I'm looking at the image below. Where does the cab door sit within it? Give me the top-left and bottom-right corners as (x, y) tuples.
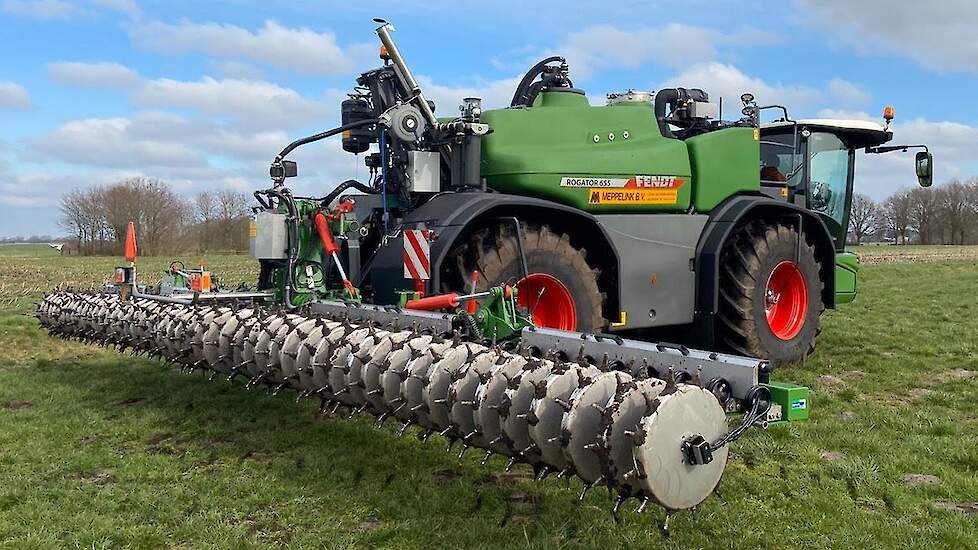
(805, 131), (855, 250)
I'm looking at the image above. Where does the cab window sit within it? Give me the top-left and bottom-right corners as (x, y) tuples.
(808, 132), (851, 230)
(760, 132), (802, 187)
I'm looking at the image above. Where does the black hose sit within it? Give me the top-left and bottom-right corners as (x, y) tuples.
(654, 88), (680, 138)
(308, 179), (376, 206)
(273, 118), (379, 164)
(510, 56), (565, 107)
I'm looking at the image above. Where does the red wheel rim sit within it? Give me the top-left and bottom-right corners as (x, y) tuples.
(764, 261), (808, 340)
(517, 273), (577, 331)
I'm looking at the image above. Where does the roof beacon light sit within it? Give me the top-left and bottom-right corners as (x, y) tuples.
(883, 106), (895, 129)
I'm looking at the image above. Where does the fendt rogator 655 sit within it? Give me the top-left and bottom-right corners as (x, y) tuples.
(37, 21), (933, 524)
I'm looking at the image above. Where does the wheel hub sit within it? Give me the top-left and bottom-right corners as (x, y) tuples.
(764, 260), (808, 340)
(517, 273), (576, 331)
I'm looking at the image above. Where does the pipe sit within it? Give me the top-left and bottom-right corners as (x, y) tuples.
(375, 23), (438, 127)
(131, 284), (274, 305)
(272, 118), (379, 167)
(299, 179), (375, 206)
(510, 56), (565, 108)
(654, 88), (680, 139)
(189, 291), (276, 301)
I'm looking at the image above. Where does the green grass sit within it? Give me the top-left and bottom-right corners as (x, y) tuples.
(0, 244), (62, 258)
(1, 250), (977, 549)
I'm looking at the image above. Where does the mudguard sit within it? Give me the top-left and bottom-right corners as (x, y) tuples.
(361, 192), (619, 306)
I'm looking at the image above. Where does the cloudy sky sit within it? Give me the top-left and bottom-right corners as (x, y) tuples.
(1, 0), (976, 237)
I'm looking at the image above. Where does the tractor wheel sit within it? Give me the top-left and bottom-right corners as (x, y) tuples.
(717, 222), (823, 365)
(448, 224), (605, 332)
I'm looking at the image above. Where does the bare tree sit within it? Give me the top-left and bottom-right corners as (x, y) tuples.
(194, 191), (218, 250)
(138, 178), (188, 256)
(58, 189), (86, 253)
(884, 189), (913, 244)
(848, 193), (878, 245)
(214, 189), (250, 251)
(908, 187), (942, 244)
(963, 178), (978, 244)
(937, 181), (971, 244)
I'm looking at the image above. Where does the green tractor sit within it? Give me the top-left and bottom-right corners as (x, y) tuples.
(36, 21), (934, 518)
(253, 21), (931, 366)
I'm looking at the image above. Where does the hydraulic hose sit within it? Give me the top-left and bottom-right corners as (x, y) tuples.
(510, 56), (565, 107)
(654, 88), (680, 138)
(272, 118), (380, 166)
(306, 179), (376, 206)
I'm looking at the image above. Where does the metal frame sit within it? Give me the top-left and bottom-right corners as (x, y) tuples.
(310, 299), (765, 403)
(521, 327), (765, 401)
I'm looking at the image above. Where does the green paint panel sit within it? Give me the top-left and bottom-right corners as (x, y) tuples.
(835, 250), (859, 304)
(686, 127), (760, 211)
(270, 198), (329, 305)
(765, 381), (810, 422)
(480, 92), (692, 213)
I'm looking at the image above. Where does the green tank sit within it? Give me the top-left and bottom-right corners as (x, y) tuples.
(480, 90), (760, 214)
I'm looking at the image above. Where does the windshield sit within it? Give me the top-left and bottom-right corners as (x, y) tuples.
(808, 132), (851, 229)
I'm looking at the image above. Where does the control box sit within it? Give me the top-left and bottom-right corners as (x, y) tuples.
(408, 150), (440, 193)
(250, 211), (288, 259)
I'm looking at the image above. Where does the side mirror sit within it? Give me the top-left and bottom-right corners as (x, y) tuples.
(915, 151), (933, 187)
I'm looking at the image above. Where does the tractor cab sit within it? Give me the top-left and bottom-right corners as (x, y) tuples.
(760, 119), (894, 250)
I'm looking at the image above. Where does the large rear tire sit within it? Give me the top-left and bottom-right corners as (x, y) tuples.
(444, 224), (605, 333)
(717, 222), (823, 365)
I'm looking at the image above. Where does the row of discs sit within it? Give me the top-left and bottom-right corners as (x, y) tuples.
(37, 291), (730, 512)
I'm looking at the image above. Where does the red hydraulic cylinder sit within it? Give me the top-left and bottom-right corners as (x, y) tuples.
(313, 211), (357, 296)
(405, 293), (460, 310)
(313, 211), (340, 254)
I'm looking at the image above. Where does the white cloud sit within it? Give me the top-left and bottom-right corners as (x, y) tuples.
(0, 81), (31, 109)
(47, 61), (142, 89)
(661, 62), (820, 111)
(34, 117), (209, 169)
(135, 77), (330, 130)
(827, 78), (870, 106)
(42, 62), (326, 130)
(417, 75), (523, 113)
(0, 174), (71, 207)
(208, 60), (264, 81)
(1, 0), (77, 20)
(558, 24), (781, 79)
(130, 20), (370, 75)
(798, 0), (978, 74)
(90, 0), (140, 19)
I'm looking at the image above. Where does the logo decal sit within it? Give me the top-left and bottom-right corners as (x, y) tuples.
(576, 176), (686, 205)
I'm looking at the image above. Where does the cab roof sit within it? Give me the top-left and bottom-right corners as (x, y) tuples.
(762, 118), (892, 148)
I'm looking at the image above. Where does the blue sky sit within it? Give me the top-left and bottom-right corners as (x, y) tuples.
(1, 0), (977, 237)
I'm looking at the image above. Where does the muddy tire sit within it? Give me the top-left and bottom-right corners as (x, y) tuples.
(445, 224), (605, 332)
(717, 222), (823, 365)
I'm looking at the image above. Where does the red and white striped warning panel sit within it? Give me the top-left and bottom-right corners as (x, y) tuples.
(403, 229), (430, 280)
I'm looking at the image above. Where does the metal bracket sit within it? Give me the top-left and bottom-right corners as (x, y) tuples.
(496, 216), (529, 281)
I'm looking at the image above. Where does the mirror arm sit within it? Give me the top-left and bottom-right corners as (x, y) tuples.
(865, 144), (929, 155)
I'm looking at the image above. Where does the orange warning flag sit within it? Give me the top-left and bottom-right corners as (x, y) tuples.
(124, 221), (137, 263)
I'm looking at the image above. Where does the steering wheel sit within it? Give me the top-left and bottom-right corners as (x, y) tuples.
(810, 180), (832, 211)
(169, 260), (185, 274)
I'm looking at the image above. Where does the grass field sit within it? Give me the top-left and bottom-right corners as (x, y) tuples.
(1, 245), (976, 549)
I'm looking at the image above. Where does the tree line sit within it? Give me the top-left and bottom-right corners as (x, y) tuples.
(59, 177), (252, 256)
(848, 179), (978, 245)
(54, 174), (978, 255)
